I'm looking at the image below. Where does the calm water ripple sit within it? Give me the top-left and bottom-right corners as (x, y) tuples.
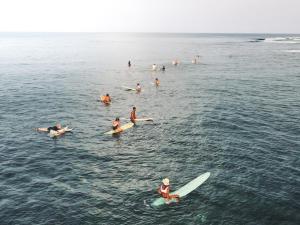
(0, 33), (299, 225)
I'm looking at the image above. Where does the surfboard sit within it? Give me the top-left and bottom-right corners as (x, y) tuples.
(104, 122), (134, 135)
(49, 127), (73, 137)
(122, 86), (136, 91)
(135, 118), (153, 122)
(151, 172), (210, 207)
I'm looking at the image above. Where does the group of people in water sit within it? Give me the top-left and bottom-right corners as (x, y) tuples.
(36, 58), (200, 203)
(111, 106), (137, 132)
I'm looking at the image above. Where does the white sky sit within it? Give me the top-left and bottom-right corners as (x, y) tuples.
(0, 0), (299, 33)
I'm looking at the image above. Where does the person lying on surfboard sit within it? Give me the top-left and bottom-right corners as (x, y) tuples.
(136, 83), (141, 92)
(130, 107), (137, 124)
(101, 94), (111, 104)
(155, 78), (160, 86)
(112, 117), (121, 130)
(158, 178), (180, 203)
(37, 123), (63, 133)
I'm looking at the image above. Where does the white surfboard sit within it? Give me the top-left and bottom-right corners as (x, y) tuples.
(135, 118), (153, 122)
(122, 86), (136, 91)
(151, 172), (210, 207)
(120, 118), (153, 122)
(104, 122), (134, 135)
(49, 127), (73, 137)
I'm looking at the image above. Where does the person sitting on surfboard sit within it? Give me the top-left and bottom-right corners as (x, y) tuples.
(112, 118), (121, 130)
(128, 60), (131, 67)
(136, 83), (141, 92)
(130, 107), (137, 124)
(102, 94), (111, 104)
(155, 78), (160, 86)
(158, 178), (180, 203)
(37, 123), (63, 132)
(161, 65), (165, 71)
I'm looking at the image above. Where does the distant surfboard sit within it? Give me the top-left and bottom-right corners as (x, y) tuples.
(135, 118), (153, 122)
(151, 172), (210, 207)
(122, 86), (136, 91)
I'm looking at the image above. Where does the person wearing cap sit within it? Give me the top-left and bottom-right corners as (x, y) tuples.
(136, 83), (141, 92)
(130, 107), (137, 124)
(112, 117), (121, 130)
(158, 178), (180, 203)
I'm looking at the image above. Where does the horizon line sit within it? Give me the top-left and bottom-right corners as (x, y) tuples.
(0, 31), (299, 35)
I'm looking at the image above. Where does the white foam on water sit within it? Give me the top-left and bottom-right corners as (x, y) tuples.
(264, 37), (300, 44)
(282, 50), (300, 53)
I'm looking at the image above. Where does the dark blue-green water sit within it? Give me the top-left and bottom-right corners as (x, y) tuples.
(0, 33), (299, 225)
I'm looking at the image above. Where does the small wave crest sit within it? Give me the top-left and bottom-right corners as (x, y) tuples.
(264, 37), (300, 44)
(282, 49), (300, 53)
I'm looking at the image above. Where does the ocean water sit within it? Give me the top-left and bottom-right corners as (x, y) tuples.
(0, 33), (299, 225)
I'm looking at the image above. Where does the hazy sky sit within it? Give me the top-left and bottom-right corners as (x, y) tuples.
(0, 0), (299, 33)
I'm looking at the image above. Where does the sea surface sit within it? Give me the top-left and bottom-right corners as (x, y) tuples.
(0, 33), (299, 225)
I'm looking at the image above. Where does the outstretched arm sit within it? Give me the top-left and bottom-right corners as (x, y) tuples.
(37, 128), (48, 132)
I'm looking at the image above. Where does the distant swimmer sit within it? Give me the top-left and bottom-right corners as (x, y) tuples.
(161, 65), (166, 71)
(155, 78), (160, 86)
(128, 60), (131, 67)
(130, 106), (137, 124)
(172, 60), (179, 66)
(37, 123), (63, 132)
(152, 64), (157, 71)
(101, 94), (111, 104)
(158, 178), (180, 203)
(112, 117), (121, 130)
(136, 83), (141, 92)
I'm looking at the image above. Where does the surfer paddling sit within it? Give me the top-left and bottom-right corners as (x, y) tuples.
(130, 107), (137, 124)
(158, 178), (180, 203)
(101, 94), (111, 104)
(36, 123), (67, 135)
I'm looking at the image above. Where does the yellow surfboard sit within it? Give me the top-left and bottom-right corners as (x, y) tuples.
(104, 122), (134, 135)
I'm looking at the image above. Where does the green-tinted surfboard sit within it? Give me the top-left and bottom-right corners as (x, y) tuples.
(151, 172), (210, 207)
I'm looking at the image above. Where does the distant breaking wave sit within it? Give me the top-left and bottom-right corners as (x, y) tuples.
(282, 50), (300, 53)
(251, 37), (300, 44)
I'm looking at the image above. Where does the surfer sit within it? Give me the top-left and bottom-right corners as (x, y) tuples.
(112, 117), (121, 130)
(37, 123), (62, 132)
(172, 60), (179, 66)
(155, 78), (160, 86)
(136, 83), (141, 92)
(152, 64), (157, 71)
(128, 60), (131, 67)
(158, 178), (180, 203)
(102, 94), (111, 104)
(130, 107), (137, 124)
(161, 65), (165, 71)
